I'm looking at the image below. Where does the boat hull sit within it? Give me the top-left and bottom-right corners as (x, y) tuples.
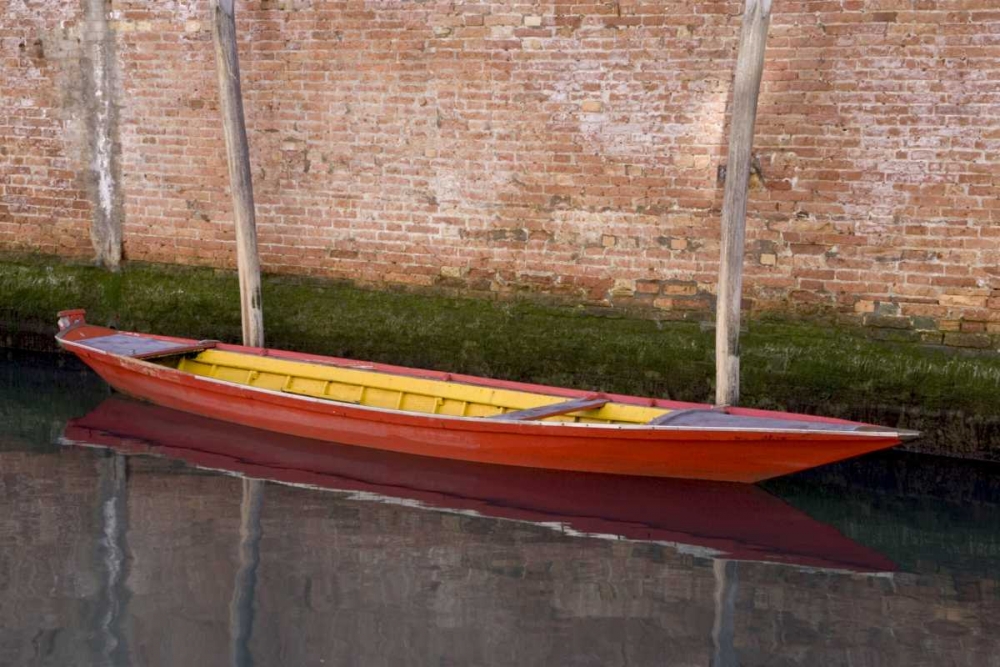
(60, 329), (902, 483)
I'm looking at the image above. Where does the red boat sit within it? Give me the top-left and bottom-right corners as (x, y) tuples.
(56, 309), (917, 483)
(62, 396), (896, 571)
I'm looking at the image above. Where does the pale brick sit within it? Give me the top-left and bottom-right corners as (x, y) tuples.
(940, 294), (988, 308)
(610, 278), (635, 297)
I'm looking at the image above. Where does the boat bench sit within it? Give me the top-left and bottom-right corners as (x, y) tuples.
(74, 333), (218, 360)
(649, 405), (868, 432)
(490, 395), (610, 421)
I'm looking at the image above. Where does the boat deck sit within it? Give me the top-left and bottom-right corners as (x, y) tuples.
(170, 349), (669, 425)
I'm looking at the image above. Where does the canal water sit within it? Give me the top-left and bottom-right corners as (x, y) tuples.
(1, 350), (999, 666)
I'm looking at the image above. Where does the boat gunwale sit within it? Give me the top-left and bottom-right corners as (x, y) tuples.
(57, 333), (905, 441)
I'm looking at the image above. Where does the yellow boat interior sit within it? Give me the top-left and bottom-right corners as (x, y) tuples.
(160, 348), (671, 425)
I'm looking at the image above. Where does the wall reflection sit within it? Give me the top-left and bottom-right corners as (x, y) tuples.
(2, 439), (999, 666)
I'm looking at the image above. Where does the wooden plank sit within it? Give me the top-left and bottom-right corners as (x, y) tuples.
(210, 0), (265, 349)
(715, 0), (772, 407)
(648, 405), (728, 426)
(280, 383), (362, 404)
(133, 340), (217, 360)
(489, 396), (609, 422)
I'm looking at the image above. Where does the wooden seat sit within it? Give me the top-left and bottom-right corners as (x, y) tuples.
(490, 395), (609, 421)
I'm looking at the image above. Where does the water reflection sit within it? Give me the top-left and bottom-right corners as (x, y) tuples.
(64, 396), (896, 573)
(230, 478), (263, 667)
(95, 453), (128, 665)
(1, 352), (999, 666)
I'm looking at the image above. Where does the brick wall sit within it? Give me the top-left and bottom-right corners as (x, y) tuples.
(0, 0), (93, 257)
(2, 1), (999, 340)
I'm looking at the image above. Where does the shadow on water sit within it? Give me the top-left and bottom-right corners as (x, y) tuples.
(2, 351), (1000, 666)
(763, 450), (1000, 579)
(0, 350), (109, 451)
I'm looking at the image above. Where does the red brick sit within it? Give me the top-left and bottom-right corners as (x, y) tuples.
(1, 1), (997, 331)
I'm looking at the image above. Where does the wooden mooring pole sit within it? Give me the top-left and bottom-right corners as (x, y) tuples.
(715, 0), (771, 407)
(211, 0), (264, 348)
(210, 4), (266, 663)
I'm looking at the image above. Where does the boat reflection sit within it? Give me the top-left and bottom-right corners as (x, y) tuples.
(62, 396), (895, 573)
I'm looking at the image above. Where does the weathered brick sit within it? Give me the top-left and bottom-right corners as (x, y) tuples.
(875, 302), (901, 317)
(867, 328), (922, 344)
(864, 315), (911, 330)
(943, 332), (994, 350)
(635, 280), (661, 295)
(0, 0), (996, 335)
(661, 282), (698, 296)
(960, 321), (987, 334)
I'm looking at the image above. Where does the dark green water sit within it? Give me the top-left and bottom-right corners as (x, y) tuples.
(1, 350), (998, 666)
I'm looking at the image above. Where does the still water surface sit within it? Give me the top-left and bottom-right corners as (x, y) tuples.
(1, 351), (999, 666)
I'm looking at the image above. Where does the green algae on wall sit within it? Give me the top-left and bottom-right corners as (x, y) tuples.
(1, 255), (998, 460)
